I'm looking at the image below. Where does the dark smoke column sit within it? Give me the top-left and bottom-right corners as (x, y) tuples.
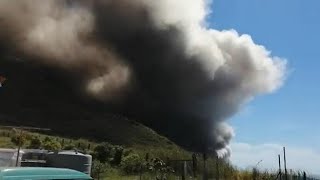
(0, 0), (286, 156)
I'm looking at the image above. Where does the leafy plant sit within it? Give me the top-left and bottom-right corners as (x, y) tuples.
(27, 136), (42, 149)
(93, 142), (113, 163)
(91, 160), (110, 180)
(43, 137), (61, 151)
(10, 131), (27, 147)
(111, 145), (124, 166)
(121, 153), (143, 174)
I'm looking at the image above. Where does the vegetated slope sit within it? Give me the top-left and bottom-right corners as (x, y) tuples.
(0, 57), (174, 148)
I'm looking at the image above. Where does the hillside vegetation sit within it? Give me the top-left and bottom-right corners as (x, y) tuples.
(1, 128), (315, 180)
(0, 128), (222, 179)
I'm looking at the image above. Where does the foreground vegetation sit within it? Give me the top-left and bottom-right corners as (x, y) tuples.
(0, 128), (317, 180)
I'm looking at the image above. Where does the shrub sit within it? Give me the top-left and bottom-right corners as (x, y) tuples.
(111, 145), (123, 166)
(93, 142), (113, 163)
(91, 160), (110, 179)
(121, 153), (143, 174)
(10, 132), (27, 147)
(75, 139), (89, 151)
(63, 144), (76, 150)
(28, 136), (42, 149)
(43, 137), (61, 151)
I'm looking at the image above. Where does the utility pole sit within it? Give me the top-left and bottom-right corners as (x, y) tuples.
(181, 161), (187, 180)
(283, 147), (288, 180)
(278, 154), (282, 180)
(202, 152), (208, 180)
(192, 153), (197, 178)
(202, 134), (209, 180)
(216, 155), (219, 180)
(15, 129), (22, 166)
(303, 171), (306, 180)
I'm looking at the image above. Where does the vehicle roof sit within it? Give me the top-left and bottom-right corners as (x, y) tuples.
(0, 167), (92, 180)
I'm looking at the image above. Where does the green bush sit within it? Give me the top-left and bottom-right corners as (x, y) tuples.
(43, 137), (61, 151)
(93, 142), (113, 163)
(91, 160), (110, 179)
(10, 132), (27, 147)
(28, 136), (42, 149)
(121, 153), (143, 174)
(75, 139), (89, 151)
(111, 145), (124, 166)
(63, 144), (76, 150)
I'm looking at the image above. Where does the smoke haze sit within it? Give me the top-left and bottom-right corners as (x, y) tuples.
(0, 0), (286, 156)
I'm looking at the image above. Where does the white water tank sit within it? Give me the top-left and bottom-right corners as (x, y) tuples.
(46, 151), (92, 175)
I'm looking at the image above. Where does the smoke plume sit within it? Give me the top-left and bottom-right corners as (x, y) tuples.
(0, 0), (286, 156)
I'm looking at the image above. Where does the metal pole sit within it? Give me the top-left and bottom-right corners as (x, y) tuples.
(182, 161), (186, 180)
(283, 147), (287, 180)
(278, 154), (282, 180)
(15, 144), (21, 167)
(216, 156), (219, 180)
(192, 153), (197, 178)
(139, 164), (142, 180)
(202, 153), (208, 180)
(15, 129), (22, 167)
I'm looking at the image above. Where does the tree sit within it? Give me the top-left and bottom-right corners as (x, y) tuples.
(93, 142), (113, 163)
(91, 160), (109, 180)
(63, 144), (76, 150)
(111, 145), (123, 166)
(147, 158), (174, 180)
(75, 139), (89, 152)
(120, 153), (143, 174)
(43, 137), (61, 151)
(28, 136), (42, 149)
(11, 131), (27, 147)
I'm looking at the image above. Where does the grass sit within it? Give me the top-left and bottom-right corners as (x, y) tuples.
(0, 136), (15, 148)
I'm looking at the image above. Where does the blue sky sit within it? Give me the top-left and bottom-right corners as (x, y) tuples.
(209, 0), (320, 173)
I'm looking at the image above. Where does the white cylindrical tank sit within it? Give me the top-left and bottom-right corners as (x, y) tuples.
(46, 151), (92, 175)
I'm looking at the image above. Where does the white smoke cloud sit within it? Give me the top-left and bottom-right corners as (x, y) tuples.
(140, 0), (210, 28)
(144, 0), (286, 96)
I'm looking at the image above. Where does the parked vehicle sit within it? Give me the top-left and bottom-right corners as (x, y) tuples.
(0, 167), (93, 180)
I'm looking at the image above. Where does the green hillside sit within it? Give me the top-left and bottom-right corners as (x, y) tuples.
(2, 128), (309, 180)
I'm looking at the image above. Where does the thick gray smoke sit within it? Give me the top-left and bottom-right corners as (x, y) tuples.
(0, 0), (286, 156)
